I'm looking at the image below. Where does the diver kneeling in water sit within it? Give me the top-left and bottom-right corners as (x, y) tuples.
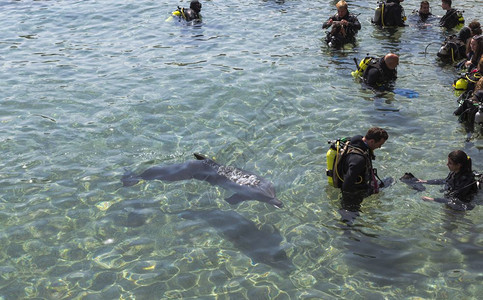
(322, 0), (361, 49)
(418, 150), (479, 211)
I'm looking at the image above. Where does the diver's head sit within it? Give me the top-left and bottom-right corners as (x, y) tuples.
(419, 1), (430, 14)
(364, 127), (389, 151)
(441, 0), (451, 10)
(384, 53), (399, 70)
(457, 27), (471, 41)
(469, 21), (482, 36)
(335, 1), (348, 18)
(447, 150), (472, 173)
(190, 0), (202, 13)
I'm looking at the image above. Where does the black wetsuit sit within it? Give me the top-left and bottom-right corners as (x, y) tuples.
(362, 57), (397, 88)
(426, 170), (477, 210)
(177, 7), (201, 22)
(373, 0), (405, 27)
(417, 11), (432, 23)
(339, 135), (375, 210)
(322, 12), (361, 37)
(439, 8), (463, 30)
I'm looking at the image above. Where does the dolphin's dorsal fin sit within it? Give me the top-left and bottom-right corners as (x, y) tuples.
(194, 153), (207, 160)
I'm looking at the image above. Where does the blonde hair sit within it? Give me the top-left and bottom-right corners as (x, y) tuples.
(336, 1), (348, 10)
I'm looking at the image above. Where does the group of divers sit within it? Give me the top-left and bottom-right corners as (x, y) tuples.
(155, 1), (483, 220)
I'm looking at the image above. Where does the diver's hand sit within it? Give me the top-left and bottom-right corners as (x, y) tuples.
(421, 196), (434, 201)
(417, 179), (427, 183)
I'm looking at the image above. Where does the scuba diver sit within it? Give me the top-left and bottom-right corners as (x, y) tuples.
(412, 1), (433, 23)
(439, 0), (464, 30)
(437, 27), (471, 64)
(418, 150), (479, 211)
(322, 0), (361, 49)
(454, 78), (483, 135)
(172, 0), (202, 22)
(454, 56), (483, 96)
(336, 127), (389, 212)
(464, 34), (483, 72)
(372, 0), (406, 27)
(362, 53), (399, 89)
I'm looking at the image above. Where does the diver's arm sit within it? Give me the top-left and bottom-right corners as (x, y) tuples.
(420, 178), (446, 185)
(322, 18), (333, 29)
(349, 16), (361, 31)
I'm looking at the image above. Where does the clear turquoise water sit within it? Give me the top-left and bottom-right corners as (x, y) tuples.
(1, 0), (482, 299)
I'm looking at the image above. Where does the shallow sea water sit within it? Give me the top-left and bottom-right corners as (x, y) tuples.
(1, 0), (482, 299)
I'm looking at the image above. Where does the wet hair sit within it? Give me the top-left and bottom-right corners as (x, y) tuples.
(420, 1), (429, 9)
(442, 0), (452, 7)
(336, 1), (348, 10)
(467, 35), (483, 65)
(190, 0), (202, 13)
(469, 20), (482, 36)
(365, 127), (389, 142)
(448, 150), (472, 173)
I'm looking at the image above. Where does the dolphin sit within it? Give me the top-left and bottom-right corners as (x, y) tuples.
(121, 153), (283, 208)
(178, 209), (294, 272)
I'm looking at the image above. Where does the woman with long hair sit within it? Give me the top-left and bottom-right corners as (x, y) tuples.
(420, 150), (478, 210)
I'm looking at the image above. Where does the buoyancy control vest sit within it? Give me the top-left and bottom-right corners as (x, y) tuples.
(326, 139), (375, 191)
(373, 0), (406, 27)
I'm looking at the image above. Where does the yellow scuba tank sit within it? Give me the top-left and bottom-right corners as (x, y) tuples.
(453, 77), (468, 91)
(326, 145), (337, 187)
(351, 57), (375, 78)
(326, 138), (349, 187)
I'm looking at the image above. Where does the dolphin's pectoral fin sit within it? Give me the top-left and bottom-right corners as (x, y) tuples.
(225, 193), (251, 205)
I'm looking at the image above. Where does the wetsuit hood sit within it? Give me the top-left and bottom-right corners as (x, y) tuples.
(350, 135), (369, 151)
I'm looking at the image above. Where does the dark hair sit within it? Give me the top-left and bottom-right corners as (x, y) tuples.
(468, 37), (483, 66)
(469, 20), (482, 36)
(442, 0), (452, 7)
(448, 150), (472, 173)
(190, 0), (202, 12)
(420, 1), (429, 8)
(365, 127), (389, 142)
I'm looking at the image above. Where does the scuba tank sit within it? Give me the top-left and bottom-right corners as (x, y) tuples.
(475, 105), (483, 125)
(373, 2), (383, 25)
(326, 138), (349, 187)
(351, 56), (377, 78)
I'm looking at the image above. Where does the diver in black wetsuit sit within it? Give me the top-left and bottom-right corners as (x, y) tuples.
(362, 53), (399, 89)
(420, 150), (478, 211)
(338, 127), (389, 212)
(174, 0), (202, 22)
(372, 0), (406, 27)
(414, 1), (432, 23)
(322, 0), (361, 48)
(439, 0), (464, 30)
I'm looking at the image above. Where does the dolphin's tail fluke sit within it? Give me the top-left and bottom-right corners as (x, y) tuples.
(121, 169), (140, 187)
